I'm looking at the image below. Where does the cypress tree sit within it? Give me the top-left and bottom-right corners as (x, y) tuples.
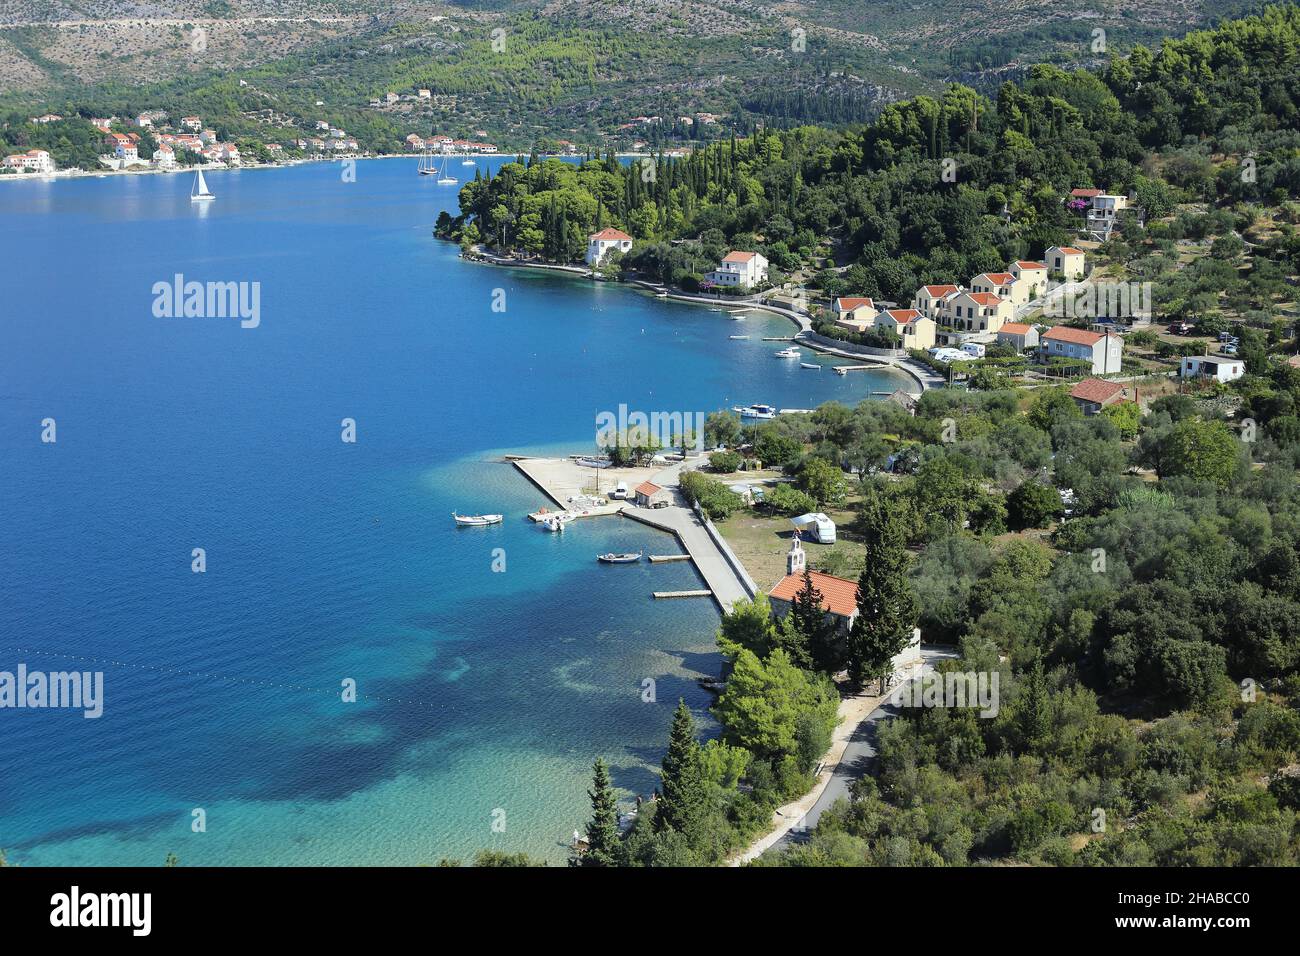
(847, 486), (919, 689)
(654, 699), (708, 841)
(579, 757), (622, 867)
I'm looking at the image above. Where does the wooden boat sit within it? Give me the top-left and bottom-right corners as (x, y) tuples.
(597, 551), (643, 564)
(453, 512), (503, 527)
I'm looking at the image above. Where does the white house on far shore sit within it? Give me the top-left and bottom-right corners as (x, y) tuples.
(707, 251), (769, 289)
(3, 149), (54, 173)
(586, 227), (633, 266)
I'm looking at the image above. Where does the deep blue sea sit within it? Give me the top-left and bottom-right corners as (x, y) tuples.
(0, 157), (907, 865)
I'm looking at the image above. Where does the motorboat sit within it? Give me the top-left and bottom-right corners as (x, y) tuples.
(800, 362), (820, 370)
(453, 512), (503, 527)
(542, 512), (574, 532)
(597, 551), (643, 563)
(732, 403), (777, 420)
(774, 346), (801, 358)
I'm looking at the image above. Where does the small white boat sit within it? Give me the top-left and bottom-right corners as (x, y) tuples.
(800, 362), (820, 370)
(709, 307), (724, 312)
(461, 158), (476, 166)
(190, 169), (214, 202)
(733, 403), (777, 420)
(597, 551), (643, 564)
(729, 334), (749, 340)
(453, 512), (503, 527)
(542, 512), (575, 532)
(774, 347), (801, 358)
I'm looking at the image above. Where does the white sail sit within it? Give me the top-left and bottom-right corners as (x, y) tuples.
(191, 169), (214, 201)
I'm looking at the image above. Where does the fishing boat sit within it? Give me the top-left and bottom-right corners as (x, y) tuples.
(729, 334), (749, 340)
(190, 169), (215, 202)
(732, 403), (777, 420)
(453, 512), (503, 527)
(774, 346), (801, 358)
(597, 551), (643, 564)
(800, 362), (820, 370)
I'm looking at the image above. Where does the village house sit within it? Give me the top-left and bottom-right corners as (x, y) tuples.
(634, 481), (672, 508)
(90, 117), (115, 131)
(1045, 246), (1087, 281)
(873, 308), (937, 350)
(3, 149), (54, 173)
(912, 284), (961, 321)
(831, 296), (877, 332)
(586, 227), (634, 266)
(1040, 326), (1123, 374)
(418, 89), (431, 99)
(386, 92), (399, 105)
(181, 116), (202, 131)
(152, 144), (176, 168)
(946, 291), (1012, 335)
(996, 322), (1040, 352)
(30, 114), (62, 124)
(1009, 261), (1049, 300)
(971, 272), (1028, 307)
(406, 134), (426, 151)
(1069, 378), (1128, 415)
(1181, 354), (1246, 383)
(707, 251), (769, 289)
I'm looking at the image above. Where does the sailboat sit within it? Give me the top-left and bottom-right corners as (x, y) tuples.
(436, 153), (458, 185)
(418, 151), (437, 176)
(190, 168), (214, 202)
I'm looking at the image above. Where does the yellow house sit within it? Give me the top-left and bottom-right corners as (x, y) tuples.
(912, 284), (961, 321)
(1045, 246), (1087, 281)
(1009, 261), (1049, 300)
(874, 308), (937, 350)
(832, 296), (878, 333)
(971, 272), (1029, 307)
(947, 291), (1012, 334)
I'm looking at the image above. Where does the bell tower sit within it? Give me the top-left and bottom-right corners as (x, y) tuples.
(787, 534), (806, 576)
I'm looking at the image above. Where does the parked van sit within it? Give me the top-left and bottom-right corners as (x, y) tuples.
(610, 481), (630, 500)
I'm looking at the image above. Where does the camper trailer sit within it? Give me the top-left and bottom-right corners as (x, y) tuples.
(791, 512), (837, 544)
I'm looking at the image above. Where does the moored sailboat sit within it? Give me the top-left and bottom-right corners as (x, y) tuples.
(190, 169), (215, 202)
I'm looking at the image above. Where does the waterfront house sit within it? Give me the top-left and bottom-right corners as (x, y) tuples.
(1045, 246), (1087, 281)
(912, 284), (961, 321)
(152, 144), (176, 168)
(586, 227), (633, 266)
(1181, 354), (1245, 383)
(831, 296), (877, 332)
(873, 308), (936, 350)
(634, 481), (671, 508)
(1040, 326), (1123, 374)
(1069, 378), (1127, 415)
(1008, 261), (1049, 300)
(707, 251), (769, 289)
(947, 291), (1011, 335)
(3, 149), (54, 173)
(996, 322), (1039, 352)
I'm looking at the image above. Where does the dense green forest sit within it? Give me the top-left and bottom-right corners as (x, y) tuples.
(442, 3), (1300, 311)
(557, 6), (1300, 868)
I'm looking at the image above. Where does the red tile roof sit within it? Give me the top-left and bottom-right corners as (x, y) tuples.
(1070, 378), (1126, 403)
(1071, 188), (1103, 198)
(978, 272), (1015, 286)
(589, 228), (632, 241)
(1043, 325), (1104, 346)
(966, 292), (1002, 306)
(919, 284), (960, 297)
(723, 251), (758, 262)
(834, 297), (875, 311)
(1014, 260), (1047, 271)
(770, 570), (859, 618)
(881, 308), (922, 324)
(635, 481), (663, 496)
(1055, 246), (1084, 256)
(999, 322), (1034, 334)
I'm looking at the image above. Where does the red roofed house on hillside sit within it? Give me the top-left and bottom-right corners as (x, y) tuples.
(831, 296), (877, 332)
(946, 290), (1012, 335)
(872, 308), (936, 350)
(971, 271), (1030, 307)
(1009, 260), (1049, 299)
(1069, 377), (1127, 415)
(586, 227), (633, 266)
(1040, 326), (1123, 374)
(996, 321), (1039, 351)
(1046, 245), (1087, 281)
(912, 284), (962, 322)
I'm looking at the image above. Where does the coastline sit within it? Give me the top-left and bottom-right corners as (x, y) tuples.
(458, 246), (938, 392)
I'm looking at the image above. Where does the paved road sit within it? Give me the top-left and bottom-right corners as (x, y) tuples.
(768, 647), (956, 854)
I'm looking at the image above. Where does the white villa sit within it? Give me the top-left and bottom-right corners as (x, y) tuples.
(707, 251), (768, 289)
(1040, 326), (1123, 374)
(3, 149), (54, 173)
(586, 227), (633, 266)
(152, 144), (176, 168)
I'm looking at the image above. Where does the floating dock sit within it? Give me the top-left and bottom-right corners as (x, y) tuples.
(649, 554), (691, 563)
(833, 364), (886, 375)
(653, 589), (713, 599)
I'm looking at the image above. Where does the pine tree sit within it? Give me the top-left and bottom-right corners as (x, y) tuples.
(780, 569), (823, 671)
(579, 757), (622, 867)
(1016, 661), (1052, 750)
(847, 486), (919, 689)
(654, 699), (709, 842)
